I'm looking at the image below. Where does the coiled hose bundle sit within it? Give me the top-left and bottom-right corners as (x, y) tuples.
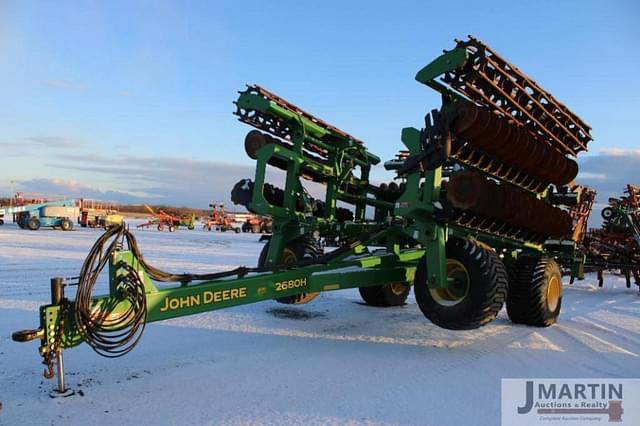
(75, 224), (255, 358)
(75, 225), (147, 357)
(74, 223), (379, 357)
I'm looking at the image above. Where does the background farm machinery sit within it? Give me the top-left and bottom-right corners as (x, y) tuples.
(582, 185), (640, 288)
(201, 202), (242, 232)
(236, 212), (272, 233)
(136, 204), (196, 232)
(200, 205), (271, 233)
(78, 198), (123, 229)
(13, 37), (597, 394)
(1, 199), (79, 231)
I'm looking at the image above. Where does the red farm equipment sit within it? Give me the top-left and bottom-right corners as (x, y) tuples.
(136, 205), (195, 232)
(202, 202), (241, 232)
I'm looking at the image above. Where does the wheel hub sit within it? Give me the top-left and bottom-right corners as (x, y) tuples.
(389, 283), (407, 296)
(429, 259), (470, 307)
(546, 276), (561, 312)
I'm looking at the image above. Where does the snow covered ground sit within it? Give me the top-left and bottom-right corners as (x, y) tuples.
(0, 221), (638, 425)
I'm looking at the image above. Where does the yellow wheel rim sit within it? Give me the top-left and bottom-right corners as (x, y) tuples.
(429, 259), (470, 307)
(546, 275), (561, 312)
(389, 283), (407, 296)
(281, 248), (297, 265)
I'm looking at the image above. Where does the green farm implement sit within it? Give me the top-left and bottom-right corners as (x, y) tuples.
(13, 36), (594, 395)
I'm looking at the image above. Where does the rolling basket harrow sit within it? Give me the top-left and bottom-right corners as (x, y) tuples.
(13, 37), (596, 395)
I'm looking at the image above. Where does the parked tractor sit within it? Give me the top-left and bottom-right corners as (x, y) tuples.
(13, 37), (595, 394)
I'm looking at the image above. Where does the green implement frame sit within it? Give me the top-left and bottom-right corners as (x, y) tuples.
(46, 244), (422, 351)
(13, 36), (593, 395)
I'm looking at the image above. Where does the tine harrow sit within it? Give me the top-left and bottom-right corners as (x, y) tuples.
(234, 84), (376, 165)
(441, 36), (592, 156)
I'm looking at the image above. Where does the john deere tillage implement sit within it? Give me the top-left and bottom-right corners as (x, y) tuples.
(13, 37), (594, 394)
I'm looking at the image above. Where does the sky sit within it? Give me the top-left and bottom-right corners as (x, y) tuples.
(0, 0), (638, 218)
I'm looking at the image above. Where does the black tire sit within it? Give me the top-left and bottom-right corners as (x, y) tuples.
(234, 227), (241, 234)
(359, 283), (410, 307)
(601, 207), (614, 220)
(506, 257), (562, 327)
(258, 236), (322, 305)
(0, 219), (4, 225)
(61, 219), (73, 231)
(188, 224), (195, 230)
(414, 238), (508, 330)
(27, 217), (41, 231)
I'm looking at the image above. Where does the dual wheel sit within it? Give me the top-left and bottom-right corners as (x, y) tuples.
(413, 238), (562, 329)
(356, 237), (561, 330)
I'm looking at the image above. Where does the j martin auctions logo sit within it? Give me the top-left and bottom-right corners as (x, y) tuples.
(502, 379), (640, 426)
(517, 380), (623, 421)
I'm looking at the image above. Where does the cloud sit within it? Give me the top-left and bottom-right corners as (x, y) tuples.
(10, 178), (143, 204)
(599, 148), (640, 157)
(0, 141), (24, 155)
(18, 146), (636, 219)
(577, 148), (640, 226)
(0, 136), (82, 157)
(42, 153), (287, 208)
(25, 136), (81, 149)
(45, 79), (89, 92)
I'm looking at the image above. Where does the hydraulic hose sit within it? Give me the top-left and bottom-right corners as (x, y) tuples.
(75, 223), (379, 357)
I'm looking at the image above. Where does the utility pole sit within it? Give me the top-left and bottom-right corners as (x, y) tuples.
(9, 180), (15, 222)
(9, 180), (15, 209)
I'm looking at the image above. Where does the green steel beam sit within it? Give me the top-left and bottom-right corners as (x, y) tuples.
(393, 127), (448, 289)
(42, 248), (422, 350)
(415, 48), (467, 85)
